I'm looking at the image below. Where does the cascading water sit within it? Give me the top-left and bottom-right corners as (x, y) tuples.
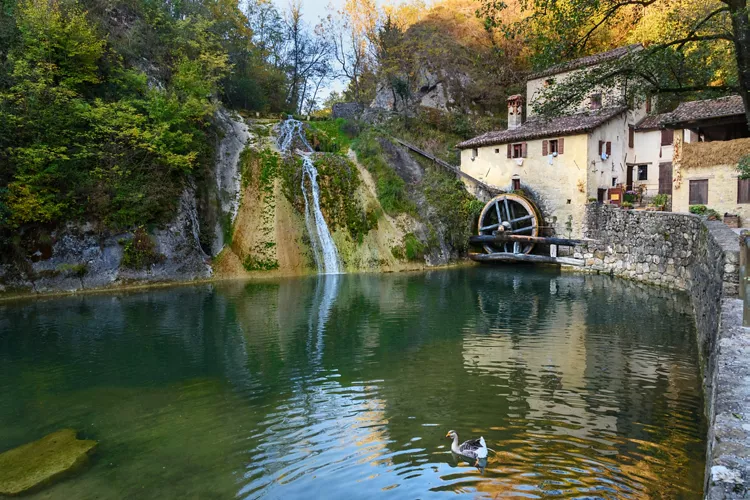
(277, 118), (341, 274)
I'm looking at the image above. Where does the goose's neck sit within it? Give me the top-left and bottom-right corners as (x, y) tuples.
(450, 434), (460, 453)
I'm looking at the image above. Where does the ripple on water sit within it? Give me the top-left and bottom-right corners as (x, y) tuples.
(0, 268), (705, 499)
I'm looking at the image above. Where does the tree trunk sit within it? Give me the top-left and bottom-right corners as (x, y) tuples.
(727, 0), (750, 130)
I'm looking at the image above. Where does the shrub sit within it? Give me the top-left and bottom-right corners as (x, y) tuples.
(121, 227), (164, 269)
(588, 197), (597, 203)
(705, 208), (722, 221)
(652, 193), (669, 209)
(621, 201), (633, 209)
(404, 233), (425, 261)
(689, 205), (707, 215)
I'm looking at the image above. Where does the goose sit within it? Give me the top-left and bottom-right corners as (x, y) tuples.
(445, 430), (488, 466)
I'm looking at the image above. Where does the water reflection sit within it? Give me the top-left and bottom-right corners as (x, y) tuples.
(0, 267), (705, 499)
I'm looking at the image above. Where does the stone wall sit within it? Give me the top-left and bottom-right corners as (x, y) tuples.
(575, 203), (746, 497)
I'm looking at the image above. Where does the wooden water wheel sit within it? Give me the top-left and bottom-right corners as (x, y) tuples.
(477, 193), (542, 254)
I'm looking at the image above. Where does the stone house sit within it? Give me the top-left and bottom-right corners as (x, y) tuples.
(664, 96), (750, 220)
(457, 44), (648, 237)
(630, 111), (675, 197)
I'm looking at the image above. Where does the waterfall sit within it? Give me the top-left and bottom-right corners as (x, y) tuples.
(277, 118), (342, 275)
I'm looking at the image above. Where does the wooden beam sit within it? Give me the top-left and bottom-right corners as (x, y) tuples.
(469, 234), (593, 246)
(469, 252), (585, 266)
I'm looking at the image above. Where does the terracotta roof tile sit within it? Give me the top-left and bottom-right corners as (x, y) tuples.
(634, 113), (671, 131)
(456, 107), (627, 149)
(527, 44), (643, 80)
(664, 95), (745, 125)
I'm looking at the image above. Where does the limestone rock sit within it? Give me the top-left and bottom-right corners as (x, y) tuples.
(0, 429), (97, 496)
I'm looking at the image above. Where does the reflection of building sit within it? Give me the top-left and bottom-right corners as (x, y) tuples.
(463, 276), (619, 438)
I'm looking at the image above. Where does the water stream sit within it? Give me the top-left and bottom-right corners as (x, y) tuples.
(277, 118), (341, 274)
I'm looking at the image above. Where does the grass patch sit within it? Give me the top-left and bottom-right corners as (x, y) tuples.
(304, 118), (360, 154)
(351, 130), (415, 216)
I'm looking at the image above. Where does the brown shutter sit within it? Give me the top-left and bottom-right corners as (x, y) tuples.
(628, 126), (634, 148)
(598, 140), (604, 156)
(738, 178), (750, 203)
(659, 162), (673, 195)
(689, 179), (708, 205)
(558, 137), (564, 154)
(542, 140), (548, 156)
(646, 95), (652, 114)
(661, 129), (674, 146)
(606, 141), (612, 156)
(507, 144), (511, 158)
(522, 142), (527, 158)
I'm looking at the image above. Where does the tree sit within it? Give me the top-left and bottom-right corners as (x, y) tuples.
(283, 1), (332, 113)
(479, 0), (750, 126)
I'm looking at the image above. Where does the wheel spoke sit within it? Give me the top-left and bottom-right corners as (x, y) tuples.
(504, 198), (511, 228)
(480, 223), (500, 231)
(511, 226), (534, 234)
(494, 201), (502, 223)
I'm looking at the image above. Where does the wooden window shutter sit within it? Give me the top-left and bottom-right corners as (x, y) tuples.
(738, 178), (750, 203)
(558, 138), (564, 154)
(689, 179), (708, 205)
(521, 142), (527, 158)
(606, 141), (612, 156)
(661, 129), (674, 146)
(507, 144), (511, 158)
(542, 140), (548, 156)
(598, 140), (604, 156)
(646, 95), (652, 114)
(628, 126), (634, 148)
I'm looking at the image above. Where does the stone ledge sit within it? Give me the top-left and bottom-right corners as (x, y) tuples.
(707, 298), (750, 499)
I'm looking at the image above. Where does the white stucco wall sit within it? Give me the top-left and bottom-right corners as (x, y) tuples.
(630, 129), (673, 197)
(586, 114), (629, 196)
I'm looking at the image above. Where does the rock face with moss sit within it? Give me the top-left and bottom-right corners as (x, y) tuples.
(0, 429), (97, 496)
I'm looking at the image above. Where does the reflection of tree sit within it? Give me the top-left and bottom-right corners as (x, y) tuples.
(0, 268), (706, 498)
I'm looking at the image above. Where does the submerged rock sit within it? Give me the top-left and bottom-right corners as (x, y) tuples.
(0, 429), (97, 496)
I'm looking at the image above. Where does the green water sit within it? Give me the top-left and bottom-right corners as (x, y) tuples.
(0, 268), (706, 498)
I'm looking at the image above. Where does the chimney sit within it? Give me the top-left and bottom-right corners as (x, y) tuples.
(507, 95), (525, 130)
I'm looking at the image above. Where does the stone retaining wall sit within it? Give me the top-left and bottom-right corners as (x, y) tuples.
(575, 203), (746, 497)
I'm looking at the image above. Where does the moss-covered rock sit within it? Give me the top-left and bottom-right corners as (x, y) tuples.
(0, 428), (97, 496)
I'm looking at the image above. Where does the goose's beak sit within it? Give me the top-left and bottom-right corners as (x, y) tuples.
(445, 433), (451, 438)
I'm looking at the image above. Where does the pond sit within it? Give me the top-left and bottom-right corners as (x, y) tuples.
(0, 267), (706, 498)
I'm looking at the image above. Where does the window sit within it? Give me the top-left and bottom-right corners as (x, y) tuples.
(661, 129), (674, 146)
(646, 95), (652, 114)
(471, 148), (478, 159)
(544, 78), (555, 87)
(612, 177), (618, 187)
(512, 178), (521, 191)
(637, 165), (648, 181)
(598, 140), (612, 157)
(628, 126), (635, 148)
(495, 148), (500, 154)
(542, 138), (564, 156)
(689, 179), (708, 205)
(738, 178), (750, 203)
(511, 143), (526, 158)
(590, 93), (602, 110)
